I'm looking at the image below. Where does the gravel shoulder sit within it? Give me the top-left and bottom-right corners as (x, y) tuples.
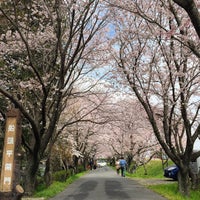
(131, 177), (176, 186)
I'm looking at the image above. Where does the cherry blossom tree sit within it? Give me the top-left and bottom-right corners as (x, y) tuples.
(34, 84), (113, 185)
(104, 0), (200, 58)
(105, 98), (159, 169)
(0, 0), (108, 194)
(57, 90), (111, 166)
(106, 0), (200, 196)
(173, 0), (200, 39)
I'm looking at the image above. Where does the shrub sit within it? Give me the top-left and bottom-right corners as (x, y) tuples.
(52, 170), (70, 182)
(76, 165), (85, 173)
(128, 161), (137, 173)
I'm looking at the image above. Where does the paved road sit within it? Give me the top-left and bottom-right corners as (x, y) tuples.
(49, 166), (167, 200)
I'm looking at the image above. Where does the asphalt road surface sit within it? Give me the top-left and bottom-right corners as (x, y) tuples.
(49, 166), (167, 200)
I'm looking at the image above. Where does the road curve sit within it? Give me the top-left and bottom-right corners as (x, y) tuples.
(48, 166), (167, 200)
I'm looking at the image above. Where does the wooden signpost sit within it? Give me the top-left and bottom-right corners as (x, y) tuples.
(0, 108), (24, 199)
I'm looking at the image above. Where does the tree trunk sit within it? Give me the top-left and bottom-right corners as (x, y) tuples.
(178, 168), (190, 197)
(189, 165), (200, 190)
(127, 154), (133, 172)
(190, 172), (199, 190)
(44, 157), (52, 187)
(82, 158), (87, 171)
(73, 155), (79, 173)
(23, 157), (39, 196)
(23, 172), (36, 196)
(143, 163), (147, 175)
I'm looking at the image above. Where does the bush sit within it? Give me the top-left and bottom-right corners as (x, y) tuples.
(128, 161), (137, 173)
(76, 165), (85, 173)
(52, 170), (71, 182)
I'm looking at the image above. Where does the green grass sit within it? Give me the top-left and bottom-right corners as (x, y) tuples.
(33, 171), (87, 199)
(127, 160), (200, 200)
(127, 160), (173, 179)
(149, 184), (200, 200)
(33, 161), (200, 200)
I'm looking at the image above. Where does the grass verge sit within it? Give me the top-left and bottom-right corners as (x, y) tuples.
(149, 183), (200, 200)
(33, 171), (87, 199)
(127, 160), (169, 179)
(127, 160), (200, 200)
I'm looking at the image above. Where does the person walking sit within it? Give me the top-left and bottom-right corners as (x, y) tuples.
(89, 159), (93, 170)
(115, 159), (121, 175)
(119, 157), (127, 177)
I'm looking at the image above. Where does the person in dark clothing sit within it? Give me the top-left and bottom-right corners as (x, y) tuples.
(89, 159), (93, 170)
(119, 157), (127, 177)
